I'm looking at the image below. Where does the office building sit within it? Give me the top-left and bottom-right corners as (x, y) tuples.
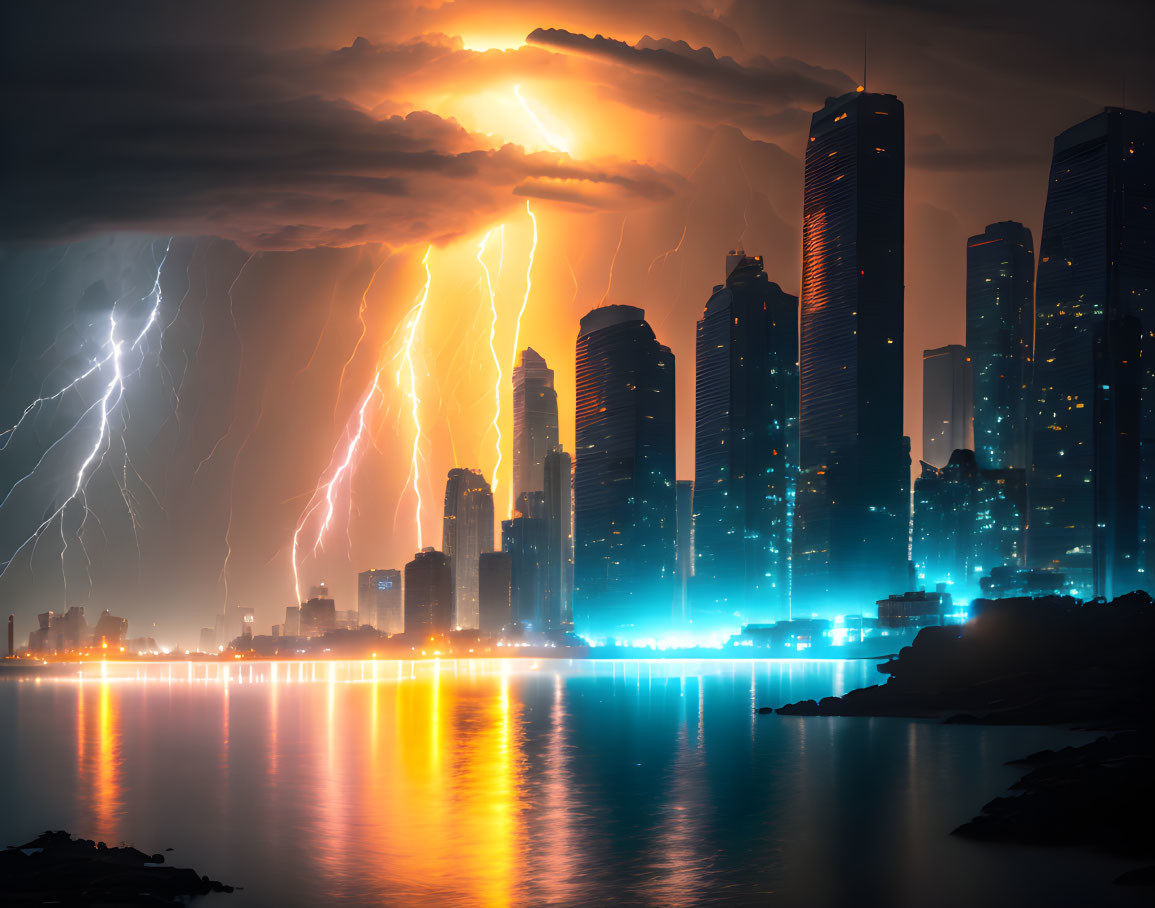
(694, 252), (798, 629)
(795, 89), (910, 613)
(357, 568), (402, 634)
(404, 548), (453, 637)
(300, 597), (335, 637)
(502, 513), (547, 631)
(574, 305), (677, 639)
(512, 347), (559, 507)
(442, 468), (495, 629)
(966, 221), (1034, 470)
(543, 447), (574, 631)
(922, 345), (973, 468)
(1029, 108), (1154, 598)
(478, 551), (512, 636)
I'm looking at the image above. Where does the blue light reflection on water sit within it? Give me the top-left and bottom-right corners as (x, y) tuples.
(0, 659), (1143, 907)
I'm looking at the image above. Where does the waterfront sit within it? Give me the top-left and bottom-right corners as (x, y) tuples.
(0, 659), (1143, 906)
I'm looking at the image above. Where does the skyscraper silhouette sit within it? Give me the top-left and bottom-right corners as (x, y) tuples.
(543, 447), (574, 631)
(442, 468), (494, 629)
(967, 221), (1034, 470)
(404, 548), (452, 637)
(357, 568), (402, 634)
(512, 347), (559, 508)
(922, 344), (973, 469)
(1030, 108), (1154, 599)
(574, 305), (676, 639)
(694, 252), (797, 629)
(795, 90), (909, 613)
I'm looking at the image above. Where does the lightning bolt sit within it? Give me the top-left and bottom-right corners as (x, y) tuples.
(478, 230), (503, 493)
(0, 239), (172, 591)
(397, 247), (433, 550)
(647, 223), (688, 274)
(513, 84), (570, 154)
(511, 201), (538, 367)
(602, 216), (627, 304)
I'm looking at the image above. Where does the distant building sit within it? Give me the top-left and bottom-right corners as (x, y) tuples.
(404, 548), (453, 637)
(966, 221), (1034, 470)
(358, 568), (403, 634)
(91, 610), (128, 647)
(300, 597), (336, 637)
(543, 447), (574, 631)
(912, 449), (1025, 597)
(197, 627), (216, 652)
(574, 305), (676, 640)
(675, 480), (694, 624)
(979, 566), (1068, 599)
(478, 551), (512, 636)
(876, 590), (953, 628)
(922, 345), (973, 469)
(795, 89), (909, 615)
(694, 252), (798, 629)
(442, 468), (495, 629)
(283, 605), (301, 637)
(502, 514), (547, 632)
(1029, 108), (1154, 599)
(512, 347), (559, 507)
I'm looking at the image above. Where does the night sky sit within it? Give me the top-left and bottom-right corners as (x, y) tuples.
(2, 0), (1152, 643)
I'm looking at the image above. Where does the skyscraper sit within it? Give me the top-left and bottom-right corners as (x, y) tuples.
(442, 468), (494, 629)
(795, 89), (909, 613)
(404, 548), (453, 637)
(357, 568), (402, 634)
(478, 551), (512, 636)
(967, 221), (1035, 470)
(922, 345), (973, 469)
(543, 447), (574, 631)
(694, 252), (798, 630)
(502, 513), (547, 631)
(1029, 108), (1154, 599)
(512, 347), (559, 507)
(574, 305), (676, 639)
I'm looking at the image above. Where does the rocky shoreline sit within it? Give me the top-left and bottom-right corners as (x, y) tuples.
(768, 593), (1155, 884)
(2, 830), (234, 905)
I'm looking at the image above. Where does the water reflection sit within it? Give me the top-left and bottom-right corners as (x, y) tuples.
(0, 660), (1139, 907)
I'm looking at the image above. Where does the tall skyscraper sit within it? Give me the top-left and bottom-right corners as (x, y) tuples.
(543, 447), (574, 631)
(502, 513), (547, 631)
(478, 551), (512, 636)
(922, 345), (973, 469)
(574, 305), (676, 639)
(512, 347), (559, 507)
(694, 252), (798, 629)
(795, 89), (909, 613)
(1030, 108), (1154, 599)
(967, 221), (1035, 470)
(675, 480), (694, 624)
(442, 468), (494, 629)
(357, 568), (402, 634)
(404, 548), (453, 637)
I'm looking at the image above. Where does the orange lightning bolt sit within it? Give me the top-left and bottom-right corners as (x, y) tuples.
(478, 230), (503, 493)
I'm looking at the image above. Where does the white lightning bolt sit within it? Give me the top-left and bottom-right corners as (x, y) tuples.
(478, 230), (503, 493)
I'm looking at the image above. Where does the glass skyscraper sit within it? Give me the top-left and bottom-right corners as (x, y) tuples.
(921, 344), (973, 469)
(693, 252), (797, 630)
(573, 305), (676, 640)
(511, 347), (559, 508)
(442, 467), (494, 629)
(966, 221), (1034, 470)
(795, 90), (910, 614)
(1029, 108), (1154, 599)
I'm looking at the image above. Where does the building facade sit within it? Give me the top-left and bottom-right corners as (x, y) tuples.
(795, 89), (910, 614)
(543, 447), (574, 632)
(356, 568), (402, 634)
(922, 344), (973, 469)
(512, 347), (559, 508)
(574, 305), (677, 639)
(478, 551), (512, 636)
(442, 467), (494, 629)
(1029, 108), (1154, 599)
(404, 548), (453, 637)
(966, 221), (1035, 470)
(694, 252), (798, 630)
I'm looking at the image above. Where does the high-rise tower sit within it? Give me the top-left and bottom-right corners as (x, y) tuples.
(694, 252), (798, 630)
(966, 221), (1035, 470)
(795, 90), (909, 613)
(1029, 108), (1154, 599)
(512, 347), (559, 508)
(442, 468), (494, 629)
(574, 305), (676, 639)
(922, 344), (973, 469)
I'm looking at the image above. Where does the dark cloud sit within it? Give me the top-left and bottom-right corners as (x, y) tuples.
(3, 39), (676, 249)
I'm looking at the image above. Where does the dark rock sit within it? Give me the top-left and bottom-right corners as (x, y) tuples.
(755, 706), (774, 714)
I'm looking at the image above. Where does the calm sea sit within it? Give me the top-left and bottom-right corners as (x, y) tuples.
(0, 659), (1142, 906)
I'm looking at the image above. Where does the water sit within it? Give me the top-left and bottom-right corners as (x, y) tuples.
(0, 659), (1142, 906)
